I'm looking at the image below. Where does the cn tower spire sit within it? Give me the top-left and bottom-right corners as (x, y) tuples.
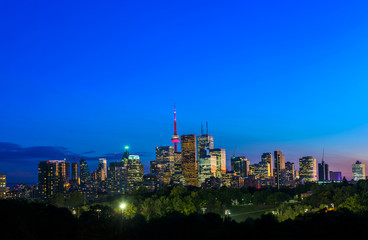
(171, 103), (180, 152)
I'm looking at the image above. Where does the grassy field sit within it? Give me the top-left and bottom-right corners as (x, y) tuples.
(227, 204), (277, 222)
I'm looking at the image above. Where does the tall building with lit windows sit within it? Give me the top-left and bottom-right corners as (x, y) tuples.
(155, 146), (175, 186)
(274, 151), (285, 188)
(318, 160), (329, 182)
(70, 162), (79, 187)
(252, 161), (271, 178)
(352, 161), (366, 181)
(198, 154), (217, 186)
(98, 158), (108, 179)
(181, 134), (198, 187)
(209, 148), (226, 175)
(38, 160), (68, 200)
(231, 156), (249, 177)
(79, 158), (90, 185)
(125, 155), (144, 192)
(261, 153), (273, 176)
(299, 156), (317, 182)
(107, 161), (127, 193)
(197, 123), (214, 157)
(171, 152), (184, 185)
(0, 173), (6, 199)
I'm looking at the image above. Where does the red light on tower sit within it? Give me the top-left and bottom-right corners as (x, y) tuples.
(171, 104), (180, 152)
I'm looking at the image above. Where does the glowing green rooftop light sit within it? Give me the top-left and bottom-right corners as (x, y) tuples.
(125, 146), (129, 150)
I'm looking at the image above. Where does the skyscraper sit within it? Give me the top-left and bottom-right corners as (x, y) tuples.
(352, 161), (366, 181)
(107, 161), (127, 193)
(231, 156), (249, 177)
(125, 155), (144, 192)
(252, 161), (271, 178)
(98, 158), (108, 179)
(0, 173), (6, 199)
(38, 160), (68, 200)
(198, 154), (217, 186)
(181, 134), (198, 187)
(155, 146), (175, 186)
(274, 151), (285, 188)
(171, 104), (180, 152)
(171, 152), (184, 185)
(197, 122), (214, 157)
(71, 162), (79, 186)
(299, 156), (317, 182)
(318, 161), (329, 182)
(209, 148), (226, 175)
(261, 153), (273, 176)
(79, 158), (91, 185)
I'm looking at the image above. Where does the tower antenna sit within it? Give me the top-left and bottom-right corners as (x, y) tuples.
(206, 121), (208, 135)
(171, 103), (180, 152)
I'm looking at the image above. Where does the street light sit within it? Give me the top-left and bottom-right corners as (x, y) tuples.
(96, 209), (101, 220)
(120, 203), (126, 218)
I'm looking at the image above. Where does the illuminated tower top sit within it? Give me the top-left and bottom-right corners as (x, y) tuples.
(171, 104), (180, 152)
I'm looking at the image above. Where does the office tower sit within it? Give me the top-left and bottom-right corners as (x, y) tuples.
(38, 160), (68, 200)
(285, 161), (296, 182)
(125, 155), (144, 192)
(209, 148), (226, 175)
(171, 151), (184, 185)
(171, 104), (180, 152)
(274, 151), (285, 188)
(79, 158), (91, 185)
(198, 154), (217, 186)
(107, 161), (127, 193)
(252, 161), (271, 178)
(64, 161), (70, 184)
(299, 156), (317, 182)
(318, 161), (329, 182)
(150, 160), (159, 175)
(0, 173), (6, 199)
(91, 168), (105, 186)
(197, 122), (214, 157)
(231, 156), (249, 177)
(98, 158), (108, 179)
(155, 146), (175, 186)
(70, 162), (79, 187)
(142, 174), (160, 191)
(352, 161), (366, 181)
(329, 171), (342, 181)
(181, 134), (198, 187)
(261, 153), (273, 176)
(71, 162), (78, 182)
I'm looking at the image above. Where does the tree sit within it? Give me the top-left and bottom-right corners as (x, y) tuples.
(66, 191), (85, 209)
(49, 193), (65, 208)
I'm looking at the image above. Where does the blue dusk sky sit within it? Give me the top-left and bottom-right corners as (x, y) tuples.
(1, 0), (368, 184)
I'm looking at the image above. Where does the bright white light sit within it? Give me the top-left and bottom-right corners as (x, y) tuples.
(120, 203), (126, 210)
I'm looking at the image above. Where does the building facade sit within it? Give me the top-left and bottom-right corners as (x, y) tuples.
(274, 151), (285, 188)
(318, 160), (329, 182)
(231, 156), (249, 178)
(181, 134), (198, 187)
(299, 156), (317, 183)
(0, 173), (6, 199)
(352, 161), (366, 181)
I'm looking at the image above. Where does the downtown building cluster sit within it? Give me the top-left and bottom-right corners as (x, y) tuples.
(1, 107), (368, 201)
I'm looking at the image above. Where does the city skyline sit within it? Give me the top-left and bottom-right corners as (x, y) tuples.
(2, 1), (368, 183)
(0, 105), (363, 184)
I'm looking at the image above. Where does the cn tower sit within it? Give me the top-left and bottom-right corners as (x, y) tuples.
(171, 104), (180, 152)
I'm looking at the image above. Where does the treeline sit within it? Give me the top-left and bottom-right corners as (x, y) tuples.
(88, 186), (294, 220)
(271, 179), (368, 221)
(1, 198), (368, 240)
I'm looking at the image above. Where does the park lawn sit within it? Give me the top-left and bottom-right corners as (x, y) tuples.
(228, 204), (277, 222)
